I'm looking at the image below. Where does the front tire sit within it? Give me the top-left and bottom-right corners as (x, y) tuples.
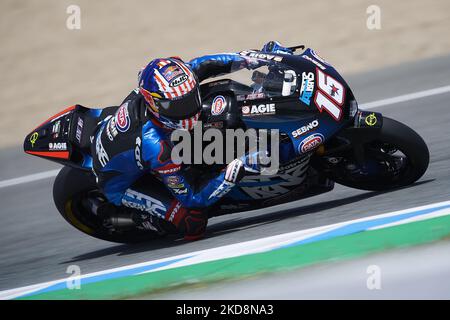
(331, 117), (429, 191)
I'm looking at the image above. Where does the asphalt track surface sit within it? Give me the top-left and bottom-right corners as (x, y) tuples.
(1, 55), (450, 292)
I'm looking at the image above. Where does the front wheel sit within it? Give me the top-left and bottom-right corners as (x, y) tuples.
(329, 117), (429, 191)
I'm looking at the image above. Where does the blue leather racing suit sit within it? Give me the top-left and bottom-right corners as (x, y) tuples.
(91, 52), (257, 224)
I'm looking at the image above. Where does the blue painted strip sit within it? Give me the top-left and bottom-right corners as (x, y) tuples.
(278, 203), (450, 249)
(22, 256), (192, 297)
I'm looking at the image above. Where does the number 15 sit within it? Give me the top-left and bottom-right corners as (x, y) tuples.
(314, 68), (345, 121)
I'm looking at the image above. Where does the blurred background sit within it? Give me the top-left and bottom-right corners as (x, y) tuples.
(1, 0), (450, 148)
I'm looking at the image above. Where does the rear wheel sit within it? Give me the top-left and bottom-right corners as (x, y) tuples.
(328, 117), (429, 191)
(53, 166), (164, 243)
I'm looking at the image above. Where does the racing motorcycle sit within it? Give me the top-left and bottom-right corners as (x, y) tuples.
(23, 45), (429, 243)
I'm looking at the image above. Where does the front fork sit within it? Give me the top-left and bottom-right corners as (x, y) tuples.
(320, 110), (383, 164)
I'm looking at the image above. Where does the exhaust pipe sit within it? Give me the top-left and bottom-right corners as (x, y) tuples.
(83, 195), (136, 230)
(108, 212), (136, 229)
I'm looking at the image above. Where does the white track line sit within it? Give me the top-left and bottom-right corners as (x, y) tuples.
(1, 84), (450, 189)
(360, 85), (450, 109)
(0, 169), (60, 189)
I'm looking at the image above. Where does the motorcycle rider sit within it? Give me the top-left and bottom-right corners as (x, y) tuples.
(91, 41), (293, 240)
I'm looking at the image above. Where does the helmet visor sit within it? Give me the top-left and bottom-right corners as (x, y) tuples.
(156, 88), (202, 120)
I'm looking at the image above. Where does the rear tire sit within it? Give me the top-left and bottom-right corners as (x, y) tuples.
(53, 166), (164, 243)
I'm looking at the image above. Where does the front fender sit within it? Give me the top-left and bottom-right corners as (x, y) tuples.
(314, 110), (383, 160)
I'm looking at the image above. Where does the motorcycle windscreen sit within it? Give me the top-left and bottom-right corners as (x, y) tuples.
(228, 54), (300, 100)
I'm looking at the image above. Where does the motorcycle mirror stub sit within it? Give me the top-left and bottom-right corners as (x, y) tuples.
(282, 70), (297, 96)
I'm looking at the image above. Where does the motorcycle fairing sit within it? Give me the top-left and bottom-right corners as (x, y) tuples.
(23, 48), (366, 213)
(24, 105), (102, 170)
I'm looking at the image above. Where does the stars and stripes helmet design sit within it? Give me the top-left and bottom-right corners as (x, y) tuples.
(138, 58), (202, 130)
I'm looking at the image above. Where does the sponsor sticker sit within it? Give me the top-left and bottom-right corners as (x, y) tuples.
(122, 189), (166, 217)
(292, 119), (319, 138)
(242, 103), (276, 116)
(301, 55), (326, 70)
(169, 74), (188, 87)
(239, 50), (283, 62)
(29, 132), (39, 147)
(167, 201), (182, 222)
(106, 116), (118, 141)
(52, 121), (61, 134)
(52, 121), (61, 138)
(95, 131), (109, 167)
(299, 133), (324, 153)
(242, 105), (250, 115)
(237, 92), (266, 101)
(167, 175), (184, 188)
(203, 121), (224, 129)
(163, 65), (183, 82)
(135, 137), (144, 170)
(365, 113), (378, 126)
(211, 95), (227, 116)
(115, 103), (130, 133)
(299, 72), (315, 105)
(75, 117), (83, 143)
(155, 165), (181, 175)
(173, 188), (188, 195)
(49, 142), (67, 151)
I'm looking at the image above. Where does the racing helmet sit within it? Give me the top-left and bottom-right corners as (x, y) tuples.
(138, 58), (201, 130)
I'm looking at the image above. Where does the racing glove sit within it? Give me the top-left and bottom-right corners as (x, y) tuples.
(241, 150), (279, 175)
(261, 41), (294, 55)
(224, 158), (245, 184)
